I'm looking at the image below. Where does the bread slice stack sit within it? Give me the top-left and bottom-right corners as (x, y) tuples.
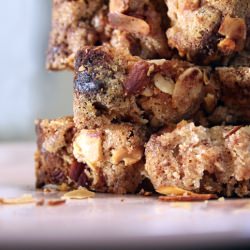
(35, 0), (250, 197)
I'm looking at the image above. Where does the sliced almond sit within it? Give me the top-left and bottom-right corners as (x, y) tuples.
(147, 59), (167, 66)
(153, 73), (175, 95)
(62, 188), (95, 200)
(111, 147), (143, 166)
(0, 194), (35, 205)
(108, 12), (150, 36)
(156, 186), (197, 196)
(159, 194), (217, 202)
(73, 130), (103, 168)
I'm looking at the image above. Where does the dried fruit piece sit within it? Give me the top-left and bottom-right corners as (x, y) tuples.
(62, 188), (95, 199)
(108, 12), (150, 36)
(159, 194), (216, 202)
(0, 194), (35, 205)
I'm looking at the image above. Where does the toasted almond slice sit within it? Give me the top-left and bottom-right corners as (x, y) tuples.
(62, 188), (95, 200)
(156, 186), (197, 196)
(0, 194), (35, 205)
(159, 194), (217, 202)
(47, 199), (66, 206)
(108, 12), (150, 36)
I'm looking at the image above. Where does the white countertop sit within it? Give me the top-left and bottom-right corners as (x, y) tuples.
(0, 143), (250, 249)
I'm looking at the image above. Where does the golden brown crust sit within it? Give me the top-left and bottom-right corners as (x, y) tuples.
(145, 121), (250, 197)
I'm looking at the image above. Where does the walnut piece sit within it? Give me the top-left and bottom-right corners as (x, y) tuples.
(111, 146), (143, 166)
(73, 130), (103, 168)
(153, 73), (175, 95)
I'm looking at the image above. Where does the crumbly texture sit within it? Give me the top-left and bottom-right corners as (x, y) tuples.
(73, 46), (219, 130)
(46, 0), (170, 70)
(46, 0), (112, 70)
(35, 117), (146, 194)
(166, 0), (250, 64)
(145, 121), (250, 197)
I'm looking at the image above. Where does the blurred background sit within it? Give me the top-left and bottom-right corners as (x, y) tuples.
(0, 0), (73, 141)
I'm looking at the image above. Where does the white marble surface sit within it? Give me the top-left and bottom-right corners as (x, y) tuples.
(0, 143), (250, 248)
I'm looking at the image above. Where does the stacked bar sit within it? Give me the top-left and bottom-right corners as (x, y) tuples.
(35, 0), (250, 197)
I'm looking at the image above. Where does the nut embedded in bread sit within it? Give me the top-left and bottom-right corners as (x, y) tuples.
(73, 46), (219, 130)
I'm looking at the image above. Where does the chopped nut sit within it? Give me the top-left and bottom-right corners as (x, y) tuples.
(78, 65), (85, 72)
(147, 64), (155, 76)
(141, 87), (154, 97)
(111, 147), (143, 166)
(204, 93), (216, 113)
(124, 61), (151, 95)
(109, 0), (129, 13)
(218, 16), (247, 52)
(153, 73), (175, 95)
(219, 16), (247, 40)
(62, 188), (95, 199)
(0, 194), (35, 205)
(73, 130), (103, 168)
(47, 199), (66, 206)
(108, 12), (150, 36)
(173, 67), (204, 115)
(148, 59), (167, 66)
